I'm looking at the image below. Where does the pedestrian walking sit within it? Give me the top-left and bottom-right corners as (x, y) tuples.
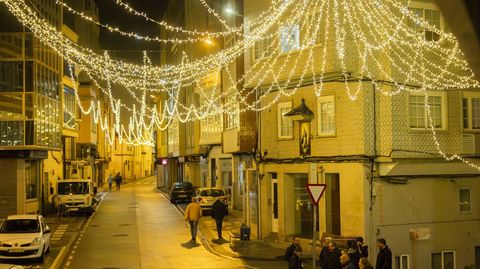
(341, 254), (356, 269)
(359, 257), (374, 269)
(114, 172), (122, 191)
(346, 240), (361, 269)
(108, 173), (113, 192)
(184, 197), (202, 243)
(211, 197), (228, 240)
(357, 237), (368, 258)
(319, 241), (342, 269)
(375, 238), (392, 269)
(288, 246), (303, 269)
(284, 236), (301, 262)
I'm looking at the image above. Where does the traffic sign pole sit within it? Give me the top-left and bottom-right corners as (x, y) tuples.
(306, 184), (327, 269)
(313, 204), (317, 268)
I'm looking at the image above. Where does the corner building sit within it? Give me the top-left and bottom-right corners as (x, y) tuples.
(244, 0), (480, 268)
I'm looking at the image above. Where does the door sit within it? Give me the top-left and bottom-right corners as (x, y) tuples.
(326, 173), (341, 235)
(475, 246), (480, 269)
(271, 173), (278, 233)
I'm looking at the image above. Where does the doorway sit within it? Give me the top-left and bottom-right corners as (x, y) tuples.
(210, 158), (216, 187)
(475, 246), (480, 269)
(271, 173), (278, 233)
(325, 173), (341, 235)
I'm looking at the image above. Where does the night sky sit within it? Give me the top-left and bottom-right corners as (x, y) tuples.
(94, 0), (169, 60)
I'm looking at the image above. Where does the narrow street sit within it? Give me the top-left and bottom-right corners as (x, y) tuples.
(63, 176), (287, 269)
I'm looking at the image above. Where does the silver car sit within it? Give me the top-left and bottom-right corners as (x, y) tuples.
(194, 188), (228, 212)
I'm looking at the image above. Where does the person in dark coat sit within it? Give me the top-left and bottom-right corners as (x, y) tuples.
(211, 197), (228, 239)
(289, 246), (303, 269)
(284, 236), (300, 262)
(320, 241), (342, 269)
(375, 238), (392, 269)
(356, 237), (368, 258)
(114, 172), (122, 191)
(341, 254), (356, 269)
(346, 240), (361, 269)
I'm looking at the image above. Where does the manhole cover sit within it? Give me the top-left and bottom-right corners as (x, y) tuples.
(118, 224), (131, 227)
(113, 233), (129, 237)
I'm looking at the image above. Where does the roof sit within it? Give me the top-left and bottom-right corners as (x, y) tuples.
(7, 214), (39, 220)
(197, 187), (224, 191)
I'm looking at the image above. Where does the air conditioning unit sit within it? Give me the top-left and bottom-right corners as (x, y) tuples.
(462, 134), (480, 155)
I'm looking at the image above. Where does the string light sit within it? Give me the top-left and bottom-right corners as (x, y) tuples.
(3, 0), (480, 167)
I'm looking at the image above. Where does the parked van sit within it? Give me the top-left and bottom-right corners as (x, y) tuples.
(56, 179), (97, 216)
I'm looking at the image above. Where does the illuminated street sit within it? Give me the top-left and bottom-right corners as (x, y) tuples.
(0, 0), (480, 268)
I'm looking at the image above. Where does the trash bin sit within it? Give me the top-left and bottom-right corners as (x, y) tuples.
(240, 223), (250, 241)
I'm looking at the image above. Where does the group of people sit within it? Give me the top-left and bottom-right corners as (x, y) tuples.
(284, 236), (392, 269)
(107, 172), (123, 192)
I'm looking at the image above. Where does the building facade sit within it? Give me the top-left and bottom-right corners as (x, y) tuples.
(244, 0), (480, 268)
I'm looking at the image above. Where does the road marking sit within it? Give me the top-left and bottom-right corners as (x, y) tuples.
(49, 246), (65, 269)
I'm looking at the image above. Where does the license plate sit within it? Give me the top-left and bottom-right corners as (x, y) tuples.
(9, 248), (24, 253)
(178, 195), (187, 198)
(68, 208), (79, 211)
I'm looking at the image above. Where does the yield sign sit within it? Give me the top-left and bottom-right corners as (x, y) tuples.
(306, 184), (327, 206)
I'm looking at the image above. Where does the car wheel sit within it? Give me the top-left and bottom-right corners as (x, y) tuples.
(45, 244), (50, 254)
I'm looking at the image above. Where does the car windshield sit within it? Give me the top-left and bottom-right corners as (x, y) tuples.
(58, 182), (89, 195)
(199, 189), (225, 197)
(0, 219), (40, 233)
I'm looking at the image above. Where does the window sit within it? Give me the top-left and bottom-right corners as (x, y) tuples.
(463, 94), (480, 130)
(409, 93), (446, 130)
(225, 94), (239, 129)
(25, 160), (38, 200)
(317, 95), (335, 135)
(279, 24), (300, 53)
(303, 12), (323, 46)
(395, 254), (410, 269)
(63, 86), (77, 129)
(254, 35), (275, 60)
(408, 8), (441, 41)
(277, 102), (293, 138)
(432, 251), (455, 269)
(458, 187), (471, 215)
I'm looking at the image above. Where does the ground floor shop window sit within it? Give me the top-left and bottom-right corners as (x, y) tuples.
(25, 160), (38, 200)
(293, 173), (313, 237)
(432, 251), (455, 269)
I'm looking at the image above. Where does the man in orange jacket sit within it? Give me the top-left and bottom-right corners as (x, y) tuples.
(184, 197), (202, 242)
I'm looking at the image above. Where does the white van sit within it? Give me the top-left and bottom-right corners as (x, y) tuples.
(56, 179), (97, 216)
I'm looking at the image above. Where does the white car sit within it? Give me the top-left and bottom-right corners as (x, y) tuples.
(0, 215), (51, 262)
(194, 188), (229, 212)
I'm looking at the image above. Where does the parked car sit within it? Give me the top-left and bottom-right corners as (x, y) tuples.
(169, 182), (195, 204)
(194, 187), (228, 213)
(0, 264), (24, 269)
(0, 215), (51, 262)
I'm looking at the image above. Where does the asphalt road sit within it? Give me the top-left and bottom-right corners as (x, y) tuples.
(62, 176), (287, 269)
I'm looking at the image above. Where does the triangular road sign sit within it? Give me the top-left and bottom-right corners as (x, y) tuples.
(307, 184), (327, 206)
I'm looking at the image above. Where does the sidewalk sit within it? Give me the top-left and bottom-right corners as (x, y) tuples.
(161, 189), (292, 262)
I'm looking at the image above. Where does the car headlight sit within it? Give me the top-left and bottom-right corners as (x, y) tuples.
(31, 237), (41, 246)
